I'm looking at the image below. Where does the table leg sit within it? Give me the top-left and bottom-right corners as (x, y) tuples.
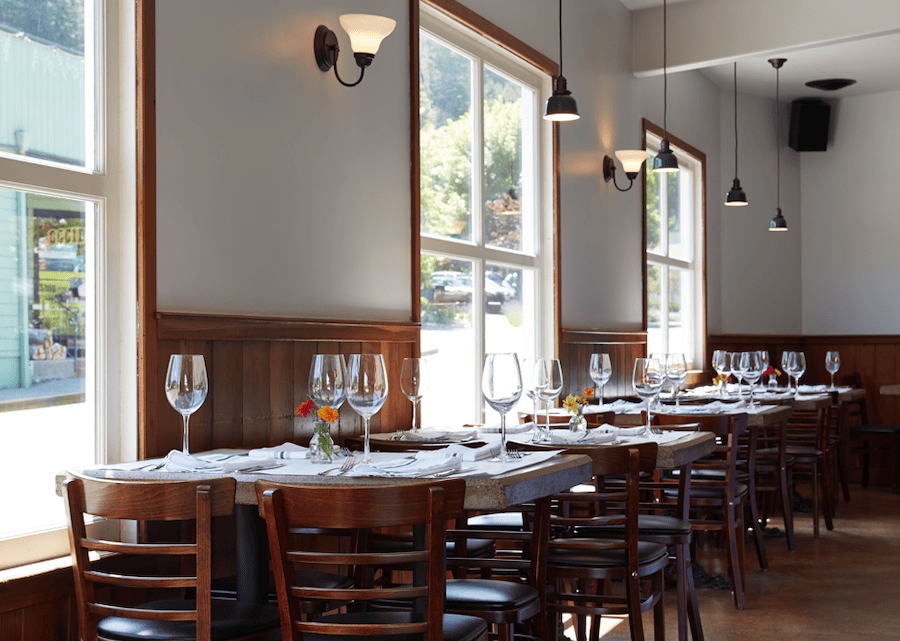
(235, 504), (270, 605)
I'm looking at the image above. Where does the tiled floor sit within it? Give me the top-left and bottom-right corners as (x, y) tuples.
(563, 484), (900, 640)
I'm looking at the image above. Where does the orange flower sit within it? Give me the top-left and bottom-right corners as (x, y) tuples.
(317, 406), (340, 424)
(296, 399), (316, 417)
(582, 387), (594, 398)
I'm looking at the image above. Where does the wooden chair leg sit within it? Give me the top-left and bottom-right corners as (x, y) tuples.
(683, 544), (704, 641)
(625, 571), (645, 641)
(726, 504), (745, 610)
(746, 488), (768, 570)
(653, 572), (665, 641)
(779, 463), (796, 551)
(820, 460), (835, 531)
(674, 544), (688, 641)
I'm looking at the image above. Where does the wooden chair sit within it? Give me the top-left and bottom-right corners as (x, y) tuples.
(848, 384), (900, 494)
(753, 403), (797, 551)
(654, 413), (755, 610)
(546, 443), (668, 641)
(255, 479), (488, 641)
(780, 405), (836, 537)
(62, 474), (280, 641)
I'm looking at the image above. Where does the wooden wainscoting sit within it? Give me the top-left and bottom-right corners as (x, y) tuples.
(559, 329), (647, 401)
(147, 313), (420, 458)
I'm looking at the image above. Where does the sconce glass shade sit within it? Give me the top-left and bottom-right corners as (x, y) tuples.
(652, 138), (679, 173)
(769, 208), (788, 231)
(544, 76), (579, 121)
(615, 150), (649, 176)
(339, 14), (396, 55)
(725, 178), (748, 206)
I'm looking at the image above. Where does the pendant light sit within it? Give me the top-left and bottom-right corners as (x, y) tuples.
(653, 0), (678, 172)
(725, 62), (748, 206)
(768, 58), (788, 231)
(544, 0), (579, 121)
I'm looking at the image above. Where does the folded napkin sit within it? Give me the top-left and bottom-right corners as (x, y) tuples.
(592, 424), (651, 437)
(441, 442), (501, 461)
(479, 421), (534, 434)
(798, 384), (828, 393)
(548, 429), (587, 443)
(348, 453), (462, 477)
(162, 450), (276, 473)
(656, 400), (747, 415)
(595, 400), (646, 413)
(547, 429), (617, 444)
(401, 428), (479, 442)
(248, 442), (308, 459)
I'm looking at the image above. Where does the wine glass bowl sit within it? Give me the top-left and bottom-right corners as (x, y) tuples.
(309, 354), (347, 409)
(712, 350), (728, 397)
(781, 351), (795, 393)
(665, 353), (687, 407)
(482, 353), (523, 461)
(347, 354), (388, 463)
(535, 359), (564, 443)
(792, 352), (807, 392)
(589, 353), (612, 404)
(633, 358), (664, 429)
(739, 351), (762, 407)
(165, 354), (209, 455)
(825, 351), (841, 390)
(522, 358), (546, 443)
(400, 358), (429, 432)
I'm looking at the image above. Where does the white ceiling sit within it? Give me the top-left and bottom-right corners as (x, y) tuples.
(619, 0), (900, 102)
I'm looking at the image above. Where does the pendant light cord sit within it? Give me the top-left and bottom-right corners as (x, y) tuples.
(776, 64), (780, 210)
(733, 62), (738, 178)
(558, 0), (563, 77)
(663, 0), (668, 138)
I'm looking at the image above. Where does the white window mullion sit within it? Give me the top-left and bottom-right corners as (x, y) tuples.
(471, 59), (486, 418)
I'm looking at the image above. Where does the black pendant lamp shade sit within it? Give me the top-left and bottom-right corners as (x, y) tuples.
(653, 0), (678, 173)
(768, 58), (788, 232)
(725, 62), (748, 206)
(544, 0), (579, 121)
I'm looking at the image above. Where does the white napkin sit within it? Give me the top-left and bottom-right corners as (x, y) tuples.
(441, 442), (501, 461)
(657, 400), (747, 415)
(548, 429), (587, 443)
(248, 442), (308, 459)
(162, 450), (276, 473)
(479, 421), (534, 434)
(592, 424), (651, 437)
(596, 399), (646, 412)
(401, 428), (478, 442)
(348, 452), (462, 477)
(798, 384), (828, 393)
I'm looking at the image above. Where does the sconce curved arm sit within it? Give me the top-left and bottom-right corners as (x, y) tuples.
(603, 155), (637, 193)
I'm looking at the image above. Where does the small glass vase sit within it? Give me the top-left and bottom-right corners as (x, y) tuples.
(767, 374), (779, 390)
(309, 429), (335, 463)
(569, 414), (587, 433)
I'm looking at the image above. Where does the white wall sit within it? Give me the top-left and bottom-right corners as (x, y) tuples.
(716, 90), (802, 335)
(801, 90), (900, 335)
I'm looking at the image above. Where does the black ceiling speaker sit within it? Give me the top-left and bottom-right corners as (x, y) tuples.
(789, 99), (830, 152)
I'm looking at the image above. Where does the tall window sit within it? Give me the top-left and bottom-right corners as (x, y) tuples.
(644, 129), (705, 369)
(0, 0), (134, 569)
(418, 4), (554, 426)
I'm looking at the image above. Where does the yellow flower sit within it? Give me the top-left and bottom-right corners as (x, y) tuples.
(317, 406), (340, 424)
(582, 387), (594, 398)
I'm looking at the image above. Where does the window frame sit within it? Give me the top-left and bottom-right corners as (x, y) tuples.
(412, 0), (560, 421)
(0, 0), (136, 570)
(641, 119), (706, 371)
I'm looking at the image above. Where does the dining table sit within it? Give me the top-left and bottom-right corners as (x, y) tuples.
(57, 446), (594, 606)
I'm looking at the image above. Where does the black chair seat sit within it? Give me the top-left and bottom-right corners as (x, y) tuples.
(306, 612), (487, 641)
(446, 579), (539, 610)
(466, 512), (524, 530)
(211, 569), (353, 601)
(665, 483), (748, 499)
(574, 514), (692, 537)
(851, 424), (900, 435)
(784, 445), (823, 459)
(373, 537), (496, 558)
(97, 599), (280, 641)
(548, 540), (667, 568)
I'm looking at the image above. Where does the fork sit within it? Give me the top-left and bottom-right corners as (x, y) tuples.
(334, 456), (358, 475)
(507, 449), (523, 459)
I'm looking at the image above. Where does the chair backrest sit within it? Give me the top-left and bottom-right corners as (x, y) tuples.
(785, 405), (830, 452)
(256, 479), (466, 641)
(62, 474), (237, 641)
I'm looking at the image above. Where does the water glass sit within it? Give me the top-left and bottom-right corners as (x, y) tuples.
(589, 353), (612, 404)
(825, 351), (841, 389)
(400, 358), (429, 432)
(165, 354), (208, 455)
(728, 352), (744, 400)
(482, 353), (523, 462)
(665, 353), (687, 407)
(712, 349), (728, 397)
(536, 359), (564, 443)
(347, 354), (388, 463)
(522, 358), (546, 443)
(781, 351), (795, 393)
(792, 352), (807, 392)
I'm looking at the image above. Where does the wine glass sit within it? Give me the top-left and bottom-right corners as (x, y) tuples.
(589, 353), (612, 404)
(792, 352), (807, 392)
(633, 357), (665, 430)
(665, 353), (687, 407)
(536, 359), (564, 443)
(400, 358), (429, 433)
(522, 358), (547, 443)
(728, 352), (744, 400)
(739, 351), (762, 407)
(309, 354), (347, 409)
(825, 351), (841, 390)
(347, 354), (388, 463)
(165, 354), (208, 455)
(781, 351), (795, 394)
(757, 350), (770, 391)
(712, 350), (728, 398)
(482, 353), (523, 462)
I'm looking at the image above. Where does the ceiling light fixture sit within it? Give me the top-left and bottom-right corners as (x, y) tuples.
(725, 62), (748, 206)
(653, 0), (678, 172)
(805, 78), (856, 92)
(769, 58), (788, 232)
(314, 14), (396, 87)
(544, 0), (579, 121)
(603, 150), (649, 192)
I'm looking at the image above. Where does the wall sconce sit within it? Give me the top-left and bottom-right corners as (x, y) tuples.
(603, 150), (649, 192)
(314, 14), (396, 87)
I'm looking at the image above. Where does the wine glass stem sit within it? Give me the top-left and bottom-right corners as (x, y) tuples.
(363, 417), (371, 463)
(182, 414), (190, 455)
(599, 383), (604, 405)
(499, 413), (509, 462)
(411, 400), (418, 432)
(830, 373), (835, 389)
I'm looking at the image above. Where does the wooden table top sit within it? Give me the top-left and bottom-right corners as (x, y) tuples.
(58, 450), (595, 512)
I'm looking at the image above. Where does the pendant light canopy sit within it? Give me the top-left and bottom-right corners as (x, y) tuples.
(653, 0), (678, 173)
(544, 0), (579, 122)
(725, 62), (748, 206)
(768, 58), (788, 231)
